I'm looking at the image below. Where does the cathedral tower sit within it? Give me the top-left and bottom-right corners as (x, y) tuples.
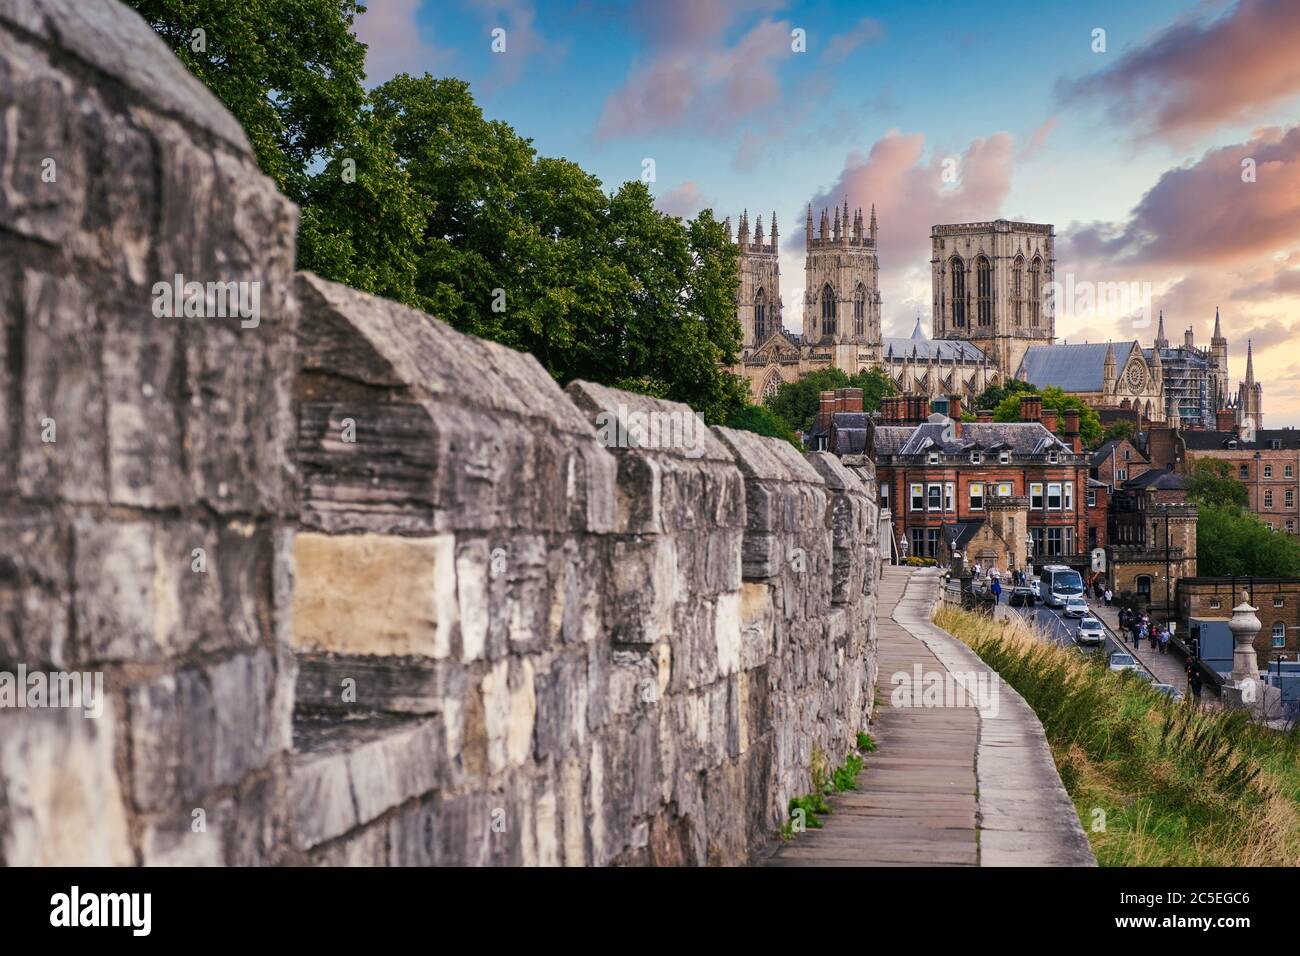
(930, 220), (1055, 379)
(732, 209), (783, 348)
(803, 200), (881, 350)
(1237, 339), (1264, 429)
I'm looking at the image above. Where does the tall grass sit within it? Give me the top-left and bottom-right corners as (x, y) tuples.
(935, 606), (1300, 866)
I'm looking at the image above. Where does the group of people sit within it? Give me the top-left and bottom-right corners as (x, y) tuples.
(1120, 607), (1172, 654)
(1091, 580), (1113, 606)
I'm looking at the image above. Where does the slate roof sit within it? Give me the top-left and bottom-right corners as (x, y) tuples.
(1019, 341), (1136, 392)
(829, 411), (870, 454)
(1181, 429), (1300, 451)
(875, 420), (1072, 459)
(942, 521), (985, 551)
(1123, 468), (1187, 491)
(882, 337), (989, 363)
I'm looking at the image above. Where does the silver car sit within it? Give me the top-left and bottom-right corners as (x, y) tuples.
(1108, 652), (1139, 673)
(1063, 595), (1089, 618)
(1074, 617), (1105, 646)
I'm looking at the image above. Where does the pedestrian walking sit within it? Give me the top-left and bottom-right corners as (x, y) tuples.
(1104, 588), (1113, 607)
(1149, 627), (1158, 652)
(1190, 667), (1203, 703)
(1159, 629), (1170, 655)
(991, 578), (1002, 603)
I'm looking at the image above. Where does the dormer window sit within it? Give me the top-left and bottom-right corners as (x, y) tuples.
(1048, 450), (1059, 464)
(928, 452), (939, 464)
(970, 451), (982, 464)
(999, 451), (1010, 464)
(1272, 440), (1283, 450)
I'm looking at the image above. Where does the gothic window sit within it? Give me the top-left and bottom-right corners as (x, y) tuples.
(754, 287), (767, 343)
(821, 283), (836, 337)
(1029, 256), (1042, 327)
(976, 255), (992, 326)
(1012, 255), (1024, 325)
(853, 283), (866, 338)
(950, 257), (966, 327)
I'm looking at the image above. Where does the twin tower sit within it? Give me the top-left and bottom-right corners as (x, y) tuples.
(729, 202), (882, 350)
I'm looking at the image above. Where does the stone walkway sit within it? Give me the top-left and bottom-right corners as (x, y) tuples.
(765, 567), (1095, 867)
(1085, 600), (1196, 692)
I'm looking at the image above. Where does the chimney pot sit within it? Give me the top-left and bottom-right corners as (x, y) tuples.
(1019, 394), (1043, 423)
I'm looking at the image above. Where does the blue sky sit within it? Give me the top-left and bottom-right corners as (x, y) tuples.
(357, 0), (1300, 424)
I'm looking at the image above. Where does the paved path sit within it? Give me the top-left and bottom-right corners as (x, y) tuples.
(765, 567), (1095, 867)
(1085, 600), (1194, 691)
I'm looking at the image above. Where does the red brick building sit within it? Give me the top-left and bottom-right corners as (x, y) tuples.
(868, 394), (1089, 570)
(1179, 426), (1300, 535)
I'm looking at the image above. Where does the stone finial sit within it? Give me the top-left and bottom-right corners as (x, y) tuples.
(1228, 590), (1262, 684)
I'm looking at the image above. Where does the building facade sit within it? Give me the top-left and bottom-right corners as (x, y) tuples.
(869, 396), (1088, 569)
(1181, 425), (1300, 535)
(732, 210), (1006, 404)
(1179, 578), (1300, 668)
(931, 220), (1056, 379)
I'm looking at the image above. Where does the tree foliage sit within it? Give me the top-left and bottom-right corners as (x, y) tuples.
(973, 378), (1036, 411)
(1196, 504), (1300, 577)
(724, 404), (800, 449)
(988, 384), (1102, 447)
(1099, 419), (1137, 446)
(126, 2), (749, 423)
(1186, 460), (1248, 510)
(763, 366), (894, 437)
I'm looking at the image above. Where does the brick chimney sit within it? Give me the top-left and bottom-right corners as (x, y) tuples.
(946, 393), (962, 422)
(1019, 394), (1043, 423)
(837, 387), (864, 413)
(815, 390), (836, 435)
(1063, 410), (1081, 454)
(1042, 408), (1059, 434)
(976, 408), (994, 423)
(1217, 408), (1235, 432)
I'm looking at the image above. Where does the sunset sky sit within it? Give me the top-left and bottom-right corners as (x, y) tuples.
(355, 0), (1300, 425)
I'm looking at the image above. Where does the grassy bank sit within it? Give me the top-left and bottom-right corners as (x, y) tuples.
(935, 606), (1300, 866)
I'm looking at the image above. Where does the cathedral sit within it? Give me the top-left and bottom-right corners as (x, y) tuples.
(733, 207), (1000, 404)
(732, 211), (1262, 430)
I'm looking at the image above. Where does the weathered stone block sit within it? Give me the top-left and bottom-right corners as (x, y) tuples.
(292, 531), (457, 658)
(0, 701), (132, 866)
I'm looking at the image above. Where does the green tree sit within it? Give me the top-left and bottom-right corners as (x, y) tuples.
(973, 378), (1037, 411)
(762, 366), (895, 437)
(724, 405), (800, 449)
(1099, 419), (1136, 446)
(125, 0), (368, 205)
(1186, 460), (1248, 509)
(991, 384), (1102, 447)
(1197, 504), (1300, 577)
(129, 5), (749, 422)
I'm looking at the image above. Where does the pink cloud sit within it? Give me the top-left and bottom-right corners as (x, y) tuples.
(803, 130), (1015, 267)
(822, 17), (884, 64)
(466, 0), (568, 88)
(1062, 125), (1300, 268)
(1058, 0), (1300, 142)
(596, 10), (793, 140)
(355, 0), (449, 84)
(655, 181), (710, 219)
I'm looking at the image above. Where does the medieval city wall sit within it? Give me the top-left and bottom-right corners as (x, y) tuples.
(0, 0), (879, 866)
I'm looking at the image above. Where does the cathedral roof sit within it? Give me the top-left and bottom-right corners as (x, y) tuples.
(882, 336), (989, 363)
(910, 317), (926, 340)
(1019, 341), (1140, 392)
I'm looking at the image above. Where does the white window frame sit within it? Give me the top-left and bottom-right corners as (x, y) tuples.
(970, 482), (985, 511)
(1209, 598), (1222, 609)
(970, 451), (982, 464)
(910, 483), (924, 511)
(999, 450), (1010, 464)
(1064, 482), (1074, 512)
(1086, 490), (1096, 508)
(1030, 482), (1044, 510)
(928, 451), (939, 465)
(1265, 464), (1274, 478)
(927, 483), (943, 512)
(1048, 451), (1059, 464)
(879, 483), (890, 511)
(1275, 597), (1285, 608)
(1047, 482), (1062, 511)
(1273, 623), (1286, 647)
(944, 482), (955, 512)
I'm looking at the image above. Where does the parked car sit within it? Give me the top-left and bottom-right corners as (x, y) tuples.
(1152, 683), (1184, 700)
(1063, 595), (1089, 618)
(1109, 652), (1139, 673)
(1009, 586), (1035, 608)
(1130, 669), (1155, 683)
(1074, 617), (1105, 646)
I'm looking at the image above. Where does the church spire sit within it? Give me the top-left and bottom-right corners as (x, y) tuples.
(770, 210), (778, 252)
(805, 203), (813, 245)
(1155, 309), (1168, 350)
(1213, 305), (1223, 341)
(1246, 339), (1255, 384)
(833, 204), (841, 241)
(869, 203), (878, 243)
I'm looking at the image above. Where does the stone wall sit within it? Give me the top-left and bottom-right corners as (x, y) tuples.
(286, 276), (879, 865)
(0, 0), (879, 866)
(0, 0), (298, 865)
